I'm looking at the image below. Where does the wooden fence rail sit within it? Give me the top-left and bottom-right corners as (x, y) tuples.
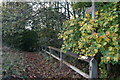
(42, 46), (98, 79)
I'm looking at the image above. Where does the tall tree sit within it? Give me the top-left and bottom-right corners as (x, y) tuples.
(2, 2), (32, 48)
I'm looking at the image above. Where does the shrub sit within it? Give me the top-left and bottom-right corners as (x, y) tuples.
(58, 2), (120, 64)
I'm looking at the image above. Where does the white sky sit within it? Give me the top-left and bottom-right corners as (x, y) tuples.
(1, 0), (119, 2)
(1, 0), (71, 2)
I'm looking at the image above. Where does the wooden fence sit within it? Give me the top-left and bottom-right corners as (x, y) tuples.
(42, 46), (98, 79)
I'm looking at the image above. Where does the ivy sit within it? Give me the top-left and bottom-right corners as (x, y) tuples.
(58, 2), (120, 64)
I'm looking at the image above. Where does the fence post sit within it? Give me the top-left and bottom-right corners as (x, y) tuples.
(89, 58), (98, 79)
(60, 51), (63, 69)
(49, 47), (53, 62)
(41, 46), (43, 51)
(45, 46), (47, 51)
(49, 47), (51, 54)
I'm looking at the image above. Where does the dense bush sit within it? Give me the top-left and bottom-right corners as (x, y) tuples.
(58, 2), (120, 64)
(21, 30), (38, 51)
(38, 28), (62, 48)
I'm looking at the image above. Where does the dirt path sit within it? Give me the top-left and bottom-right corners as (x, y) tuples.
(23, 51), (84, 79)
(2, 47), (85, 79)
(2, 47), (120, 79)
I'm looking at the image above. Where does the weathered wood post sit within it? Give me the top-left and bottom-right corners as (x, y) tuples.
(42, 46), (43, 51)
(89, 1), (98, 79)
(49, 47), (51, 54)
(89, 58), (98, 79)
(45, 46), (47, 51)
(43, 46), (44, 51)
(49, 47), (52, 62)
(41, 46), (43, 51)
(60, 51), (63, 69)
(44, 46), (45, 50)
(92, 0), (95, 20)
